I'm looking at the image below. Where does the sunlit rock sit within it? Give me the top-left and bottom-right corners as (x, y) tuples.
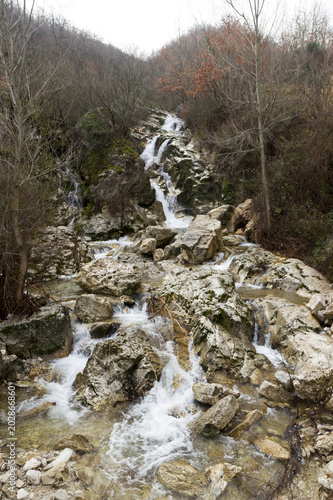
(157, 459), (207, 497)
(195, 395), (239, 437)
(74, 327), (162, 409)
(181, 215), (222, 264)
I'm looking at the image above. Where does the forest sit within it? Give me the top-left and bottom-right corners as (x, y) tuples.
(0, 0), (333, 319)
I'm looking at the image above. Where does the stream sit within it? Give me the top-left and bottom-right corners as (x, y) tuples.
(0, 113), (299, 499)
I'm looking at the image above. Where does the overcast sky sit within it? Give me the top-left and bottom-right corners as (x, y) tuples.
(25, 0), (333, 57)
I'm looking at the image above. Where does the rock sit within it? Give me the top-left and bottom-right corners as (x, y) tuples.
(76, 257), (142, 296)
(324, 300), (333, 321)
(54, 434), (92, 453)
(89, 321), (121, 339)
(222, 234), (243, 246)
(208, 204), (236, 232)
(45, 448), (73, 470)
(75, 327), (163, 409)
(157, 459), (208, 497)
(251, 436), (289, 460)
(153, 248), (165, 263)
(195, 395), (239, 437)
(0, 348), (19, 382)
(258, 381), (293, 403)
(318, 460), (333, 491)
(17, 489), (29, 500)
(307, 293), (326, 315)
(74, 294), (114, 323)
(192, 383), (224, 405)
(205, 462), (242, 497)
(141, 226), (177, 247)
(18, 401), (56, 420)
(0, 304), (73, 359)
(181, 215), (222, 264)
(315, 433), (333, 457)
(23, 457), (41, 471)
(139, 238), (157, 254)
(228, 410), (263, 439)
(26, 469), (42, 485)
(274, 370), (293, 391)
(160, 266), (255, 380)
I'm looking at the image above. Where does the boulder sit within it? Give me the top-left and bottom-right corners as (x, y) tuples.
(181, 215), (222, 264)
(192, 383), (224, 405)
(195, 395), (239, 437)
(54, 434), (92, 453)
(258, 381), (293, 403)
(139, 238), (157, 254)
(208, 204), (236, 232)
(76, 257), (142, 296)
(157, 459), (207, 497)
(89, 321), (121, 339)
(74, 327), (163, 409)
(205, 462), (242, 497)
(0, 304), (73, 359)
(228, 410), (263, 439)
(141, 226), (177, 247)
(250, 436), (289, 460)
(258, 297), (333, 401)
(74, 294), (114, 323)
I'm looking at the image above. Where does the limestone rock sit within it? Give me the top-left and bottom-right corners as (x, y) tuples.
(157, 459), (207, 497)
(76, 257), (142, 296)
(205, 462), (242, 497)
(26, 469), (42, 485)
(75, 327), (163, 409)
(0, 304), (73, 359)
(89, 321), (121, 339)
(195, 395), (239, 437)
(315, 433), (333, 457)
(18, 401), (56, 420)
(318, 460), (333, 491)
(54, 434), (92, 453)
(228, 410), (263, 439)
(74, 294), (114, 323)
(251, 436), (290, 460)
(153, 248), (165, 263)
(141, 226), (177, 247)
(192, 383), (224, 405)
(208, 204), (236, 232)
(258, 381), (293, 403)
(139, 238), (157, 254)
(181, 215), (222, 264)
(308, 293), (326, 315)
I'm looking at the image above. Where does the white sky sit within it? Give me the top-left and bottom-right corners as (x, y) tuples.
(25, 0), (333, 57)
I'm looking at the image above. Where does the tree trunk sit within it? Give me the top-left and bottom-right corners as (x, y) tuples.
(12, 185), (28, 305)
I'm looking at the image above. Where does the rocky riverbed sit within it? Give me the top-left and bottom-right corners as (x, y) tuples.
(1, 111), (333, 499)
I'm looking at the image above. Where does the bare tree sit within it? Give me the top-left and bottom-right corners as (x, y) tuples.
(0, 0), (60, 315)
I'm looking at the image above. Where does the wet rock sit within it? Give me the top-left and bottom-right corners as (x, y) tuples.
(76, 257), (142, 296)
(258, 381), (293, 403)
(139, 237), (157, 254)
(205, 462), (242, 497)
(318, 460), (333, 491)
(228, 410), (263, 439)
(181, 215), (222, 264)
(75, 327), (163, 409)
(195, 395), (239, 437)
(157, 459), (208, 497)
(54, 434), (92, 453)
(192, 383), (224, 405)
(0, 345), (20, 382)
(74, 294), (114, 323)
(89, 321), (121, 339)
(251, 436), (290, 460)
(0, 304), (73, 359)
(18, 401), (57, 421)
(141, 226), (177, 247)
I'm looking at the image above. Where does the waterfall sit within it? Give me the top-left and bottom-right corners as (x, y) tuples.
(57, 161), (82, 226)
(140, 114), (192, 229)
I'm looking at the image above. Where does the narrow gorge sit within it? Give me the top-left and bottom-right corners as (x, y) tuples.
(1, 111), (333, 500)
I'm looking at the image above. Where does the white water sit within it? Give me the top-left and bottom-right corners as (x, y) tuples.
(107, 303), (206, 490)
(251, 303), (285, 368)
(57, 162), (82, 227)
(140, 114), (192, 229)
(89, 235), (132, 260)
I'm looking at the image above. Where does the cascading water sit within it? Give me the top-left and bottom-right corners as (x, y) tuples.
(57, 161), (82, 226)
(140, 114), (192, 229)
